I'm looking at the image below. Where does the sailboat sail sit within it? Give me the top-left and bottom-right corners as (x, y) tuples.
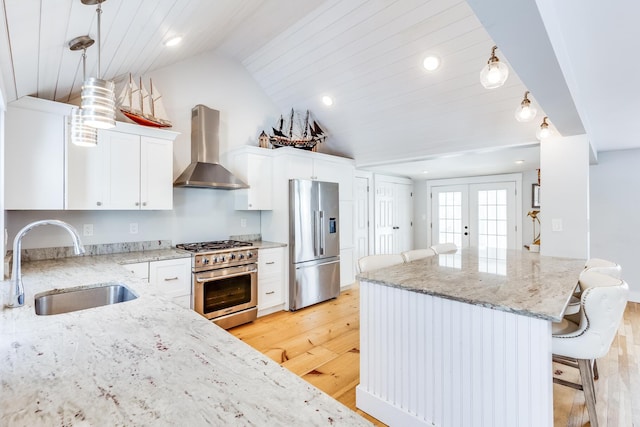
(117, 73), (172, 128)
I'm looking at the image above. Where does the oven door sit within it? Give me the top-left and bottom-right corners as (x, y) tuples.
(193, 264), (257, 320)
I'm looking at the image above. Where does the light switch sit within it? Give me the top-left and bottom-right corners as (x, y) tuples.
(129, 223), (139, 234)
(552, 218), (563, 232)
(83, 224), (94, 236)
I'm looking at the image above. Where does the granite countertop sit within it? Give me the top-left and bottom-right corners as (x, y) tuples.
(357, 248), (586, 322)
(0, 253), (369, 426)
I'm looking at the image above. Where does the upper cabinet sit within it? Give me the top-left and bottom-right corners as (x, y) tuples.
(4, 96), (178, 211)
(4, 97), (71, 209)
(229, 146), (273, 210)
(67, 125), (176, 210)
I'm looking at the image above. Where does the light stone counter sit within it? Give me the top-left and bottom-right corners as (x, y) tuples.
(357, 248), (586, 322)
(0, 254), (370, 426)
(356, 248), (586, 426)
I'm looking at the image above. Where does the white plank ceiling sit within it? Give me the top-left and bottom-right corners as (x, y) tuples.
(0, 0), (634, 178)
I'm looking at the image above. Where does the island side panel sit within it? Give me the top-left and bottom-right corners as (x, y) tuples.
(357, 280), (553, 427)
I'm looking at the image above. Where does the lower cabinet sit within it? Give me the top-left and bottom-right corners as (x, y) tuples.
(258, 247), (285, 316)
(124, 257), (192, 308)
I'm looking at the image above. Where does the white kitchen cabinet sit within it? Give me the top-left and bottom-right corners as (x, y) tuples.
(257, 246), (285, 316)
(124, 262), (149, 280)
(122, 257), (192, 309)
(67, 122), (176, 210)
(231, 146), (273, 210)
(149, 258), (192, 304)
(4, 97), (71, 209)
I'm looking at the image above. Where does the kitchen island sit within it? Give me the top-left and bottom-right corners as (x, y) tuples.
(0, 252), (370, 426)
(356, 248), (585, 427)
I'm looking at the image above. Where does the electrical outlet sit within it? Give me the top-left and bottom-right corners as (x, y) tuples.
(240, 218), (247, 228)
(83, 224), (94, 236)
(552, 218), (563, 232)
(129, 223), (139, 234)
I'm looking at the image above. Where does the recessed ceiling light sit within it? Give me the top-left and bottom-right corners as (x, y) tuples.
(422, 170), (429, 174)
(423, 55), (440, 71)
(322, 95), (333, 106)
(515, 160), (524, 164)
(164, 36), (183, 47)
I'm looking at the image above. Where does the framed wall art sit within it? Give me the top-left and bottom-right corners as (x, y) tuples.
(532, 183), (540, 208)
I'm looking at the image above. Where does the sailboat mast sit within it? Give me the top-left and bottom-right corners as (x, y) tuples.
(289, 109), (294, 137)
(303, 110), (309, 137)
(138, 76), (144, 114)
(128, 73), (133, 110)
(150, 78), (155, 117)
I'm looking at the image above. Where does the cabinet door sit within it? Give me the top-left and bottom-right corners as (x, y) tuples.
(149, 258), (192, 300)
(102, 131), (141, 209)
(234, 152), (273, 210)
(66, 134), (107, 209)
(140, 136), (173, 210)
(4, 106), (65, 209)
(313, 160), (354, 201)
(284, 154), (314, 180)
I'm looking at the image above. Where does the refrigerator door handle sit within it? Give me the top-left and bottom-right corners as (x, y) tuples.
(313, 211), (319, 257)
(319, 210), (325, 255)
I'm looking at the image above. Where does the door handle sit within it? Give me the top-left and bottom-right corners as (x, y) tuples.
(393, 226), (399, 230)
(319, 210), (325, 255)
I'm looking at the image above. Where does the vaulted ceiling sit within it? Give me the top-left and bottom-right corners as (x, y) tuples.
(0, 0), (635, 179)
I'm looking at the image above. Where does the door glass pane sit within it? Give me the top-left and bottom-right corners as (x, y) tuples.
(477, 189), (508, 259)
(436, 191), (462, 245)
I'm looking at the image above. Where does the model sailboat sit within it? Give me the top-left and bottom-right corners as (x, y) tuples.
(269, 109), (327, 151)
(118, 74), (172, 128)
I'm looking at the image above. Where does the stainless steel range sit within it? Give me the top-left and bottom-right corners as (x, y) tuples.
(176, 240), (257, 329)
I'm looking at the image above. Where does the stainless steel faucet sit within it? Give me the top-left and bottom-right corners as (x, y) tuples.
(7, 220), (85, 308)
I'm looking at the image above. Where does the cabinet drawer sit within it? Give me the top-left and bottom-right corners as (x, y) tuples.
(258, 276), (283, 309)
(149, 258), (192, 299)
(259, 248), (284, 275)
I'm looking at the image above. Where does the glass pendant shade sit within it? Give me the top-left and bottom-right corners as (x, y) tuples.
(515, 91), (537, 122)
(480, 46), (509, 89)
(81, 77), (116, 129)
(70, 107), (97, 146)
(536, 116), (552, 140)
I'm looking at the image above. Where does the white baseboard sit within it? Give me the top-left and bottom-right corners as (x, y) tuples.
(356, 385), (431, 427)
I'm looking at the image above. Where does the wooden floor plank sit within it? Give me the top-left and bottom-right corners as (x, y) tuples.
(229, 286), (640, 427)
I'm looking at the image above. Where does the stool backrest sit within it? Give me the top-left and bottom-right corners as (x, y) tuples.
(358, 254), (405, 273)
(430, 242), (458, 254)
(401, 248), (436, 262)
(581, 257), (622, 280)
(554, 271), (628, 359)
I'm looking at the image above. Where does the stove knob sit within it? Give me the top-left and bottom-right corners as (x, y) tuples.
(212, 257), (219, 263)
(247, 252), (254, 258)
(203, 258), (210, 265)
(239, 253), (245, 260)
(229, 253), (236, 260)
(220, 255), (226, 262)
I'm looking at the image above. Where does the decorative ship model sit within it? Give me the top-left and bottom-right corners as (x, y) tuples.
(118, 74), (172, 128)
(269, 109), (327, 151)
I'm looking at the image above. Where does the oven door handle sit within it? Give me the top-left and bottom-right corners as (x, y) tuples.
(195, 269), (257, 283)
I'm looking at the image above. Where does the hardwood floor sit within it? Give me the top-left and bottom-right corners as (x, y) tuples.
(229, 285), (640, 427)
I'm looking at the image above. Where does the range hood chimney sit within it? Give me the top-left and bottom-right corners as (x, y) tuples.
(173, 105), (248, 189)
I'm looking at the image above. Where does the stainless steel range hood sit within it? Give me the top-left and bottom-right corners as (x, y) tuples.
(173, 105), (248, 190)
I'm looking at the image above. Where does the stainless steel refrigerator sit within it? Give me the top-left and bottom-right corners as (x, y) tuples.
(289, 179), (340, 311)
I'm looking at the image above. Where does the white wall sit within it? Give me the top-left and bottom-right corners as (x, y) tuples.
(539, 134), (590, 259)
(5, 51), (279, 249)
(590, 149), (640, 302)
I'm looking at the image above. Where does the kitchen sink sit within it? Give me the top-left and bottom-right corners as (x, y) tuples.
(34, 282), (138, 315)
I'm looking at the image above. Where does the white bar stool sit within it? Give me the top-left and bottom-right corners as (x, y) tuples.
(400, 248), (436, 262)
(357, 254), (405, 273)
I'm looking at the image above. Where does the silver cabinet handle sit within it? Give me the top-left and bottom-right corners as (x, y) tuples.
(163, 277), (179, 281)
(142, 202), (147, 206)
(96, 201), (102, 206)
(135, 202), (140, 206)
(266, 261), (275, 265)
(265, 291), (275, 295)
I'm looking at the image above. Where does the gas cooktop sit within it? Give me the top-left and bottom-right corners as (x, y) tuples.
(176, 240), (253, 253)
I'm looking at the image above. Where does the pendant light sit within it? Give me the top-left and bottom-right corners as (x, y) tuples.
(514, 91), (537, 122)
(69, 35), (98, 147)
(480, 45), (509, 89)
(80, 0), (116, 129)
(536, 116), (552, 140)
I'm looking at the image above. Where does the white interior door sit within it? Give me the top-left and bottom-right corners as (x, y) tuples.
(355, 176), (370, 263)
(469, 182), (517, 255)
(431, 182), (517, 251)
(394, 183), (413, 253)
(375, 179), (395, 254)
(431, 185), (470, 248)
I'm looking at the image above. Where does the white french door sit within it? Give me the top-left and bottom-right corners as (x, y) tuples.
(431, 182), (517, 251)
(354, 176), (370, 263)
